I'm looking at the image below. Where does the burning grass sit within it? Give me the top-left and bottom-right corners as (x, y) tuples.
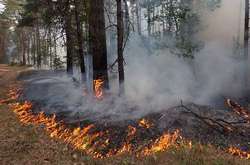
(9, 100), (188, 158)
(0, 82), (249, 163)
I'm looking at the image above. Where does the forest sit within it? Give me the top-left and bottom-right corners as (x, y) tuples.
(0, 0), (250, 164)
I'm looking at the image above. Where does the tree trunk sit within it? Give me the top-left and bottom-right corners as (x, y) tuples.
(22, 30), (26, 65)
(48, 28), (53, 69)
(124, 0), (130, 35)
(36, 22), (41, 69)
(53, 32), (57, 60)
(74, 0), (85, 81)
(117, 0), (125, 95)
(0, 33), (6, 63)
(136, 0), (142, 35)
(65, 2), (74, 75)
(245, 0), (249, 88)
(27, 34), (31, 65)
(147, 2), (151, 36)
(89, 0), (109, 89)
(32, 30), (36, 66)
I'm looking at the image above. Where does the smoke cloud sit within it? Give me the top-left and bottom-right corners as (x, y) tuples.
(21, 0), (247, 121)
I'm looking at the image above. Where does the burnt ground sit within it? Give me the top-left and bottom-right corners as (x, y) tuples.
(18, 70), (250, 156)
(0, 65), (249, 165)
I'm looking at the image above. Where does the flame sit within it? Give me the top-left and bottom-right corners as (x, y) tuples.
(0, 85), (21, 105)
(11, 100), (185, 158)
(140, 130), (181, 156)
(138, 118), (153, 129)
(112, 126), (137, 155)
(228, 147), (250, 159)
(127, 125), (137, 137)
(3, 85), (250, 159)
(10, 101), (101, 157)
(93, 79), (104, 99)
(225, 99), (250, 122)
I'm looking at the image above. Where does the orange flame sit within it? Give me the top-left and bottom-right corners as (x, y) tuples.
(141, 130), (181, 156)
(228, 147), (250, 159)
(93, 79), (104, 99)
(138, 118), (153, 129)
(0, 86), (21, 105)
(4, 85), (250, 160)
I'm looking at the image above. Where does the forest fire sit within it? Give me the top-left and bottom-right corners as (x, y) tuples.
(1, 85), (249, 160)
(3, 85), (193, 158)
(9, 101), (184, 158)
(93, 79), (104, 99)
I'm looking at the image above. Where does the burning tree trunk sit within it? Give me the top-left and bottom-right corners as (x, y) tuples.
(89, 0), (109, 92)
(117, 0), (125, 95)
(74, 0), (85, 81)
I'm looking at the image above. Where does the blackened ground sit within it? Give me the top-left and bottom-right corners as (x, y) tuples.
(18, 70), (250, 156)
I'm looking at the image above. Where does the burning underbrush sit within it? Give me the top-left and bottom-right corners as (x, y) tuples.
(1, 82), (250, 160)
(2, 85), (189, 158)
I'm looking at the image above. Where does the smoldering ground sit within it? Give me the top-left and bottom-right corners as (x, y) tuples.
(19, 0), (247, 122)
(19, 41), (246, 122)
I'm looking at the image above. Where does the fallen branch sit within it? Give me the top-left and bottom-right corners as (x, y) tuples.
(225, 99), (250, 123)
(180, 101), (234, 134)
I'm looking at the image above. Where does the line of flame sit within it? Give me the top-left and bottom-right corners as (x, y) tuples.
(2, 85), (249, 159)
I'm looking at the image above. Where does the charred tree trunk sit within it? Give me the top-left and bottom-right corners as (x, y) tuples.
(74, 0), (85, 80)
(89, 0), (109, 89)
(117, 0), (125, 95)
(65, 2), (74, 75)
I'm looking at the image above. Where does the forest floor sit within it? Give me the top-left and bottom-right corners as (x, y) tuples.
(0, 64), (249, 165)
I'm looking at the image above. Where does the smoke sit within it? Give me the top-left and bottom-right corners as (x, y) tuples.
(21, 0), (247, 121)
(119, 0), (245, 112)
(0, 3), (5, 14)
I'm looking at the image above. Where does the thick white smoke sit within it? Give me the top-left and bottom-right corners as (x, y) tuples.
(22, 0), (247, 121)
(121, 0), (245, 109)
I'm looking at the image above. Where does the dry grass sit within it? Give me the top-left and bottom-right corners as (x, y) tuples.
(0, 65), (249, 165)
